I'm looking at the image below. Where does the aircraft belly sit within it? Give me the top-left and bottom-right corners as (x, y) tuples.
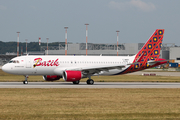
(14, 67), (56, 75)
(34, 67), (58, 75)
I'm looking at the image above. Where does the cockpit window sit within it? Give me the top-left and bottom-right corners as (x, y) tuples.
(9, 60), (13, 63)
(9, 60), (19, 63)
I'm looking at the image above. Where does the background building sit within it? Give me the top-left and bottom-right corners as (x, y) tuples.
(45, 43), (172, 59)
(0, 42), (179, 66)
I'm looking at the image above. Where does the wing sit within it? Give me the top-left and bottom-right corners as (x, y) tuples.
(65, 64), (128, 77)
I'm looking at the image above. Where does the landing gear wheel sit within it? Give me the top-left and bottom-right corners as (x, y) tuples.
(86, 79), (94, 85)
(23, 75), (28, 84)
(23, 81), (28, 84)
(73, 80), (80, 84)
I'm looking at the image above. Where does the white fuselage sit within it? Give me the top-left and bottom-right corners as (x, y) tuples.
(2, 55), (135, 76)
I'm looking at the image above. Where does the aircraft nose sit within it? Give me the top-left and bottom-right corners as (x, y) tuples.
(2, 64), (11, 73)
(2, 64), (7, 72)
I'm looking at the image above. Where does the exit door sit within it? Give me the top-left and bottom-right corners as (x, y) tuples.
(26, 57), (31, 68)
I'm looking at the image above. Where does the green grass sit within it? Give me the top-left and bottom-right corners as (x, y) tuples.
(0, 88), (180, 119)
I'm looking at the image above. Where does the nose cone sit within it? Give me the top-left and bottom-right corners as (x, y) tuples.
(2, 64), (7, 72)
(2, 64), (12, 73)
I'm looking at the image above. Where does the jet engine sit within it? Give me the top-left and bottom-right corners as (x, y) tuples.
(63, 70), (82, 82)
(43, 75), (61, 81)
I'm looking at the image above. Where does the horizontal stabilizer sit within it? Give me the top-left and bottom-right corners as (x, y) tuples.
(148, 59), (168, 66)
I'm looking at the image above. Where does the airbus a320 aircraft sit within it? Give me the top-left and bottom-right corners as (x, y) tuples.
(2, 29), (167, 85)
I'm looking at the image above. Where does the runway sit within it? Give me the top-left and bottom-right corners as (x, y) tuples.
(1, 82), (180, 88)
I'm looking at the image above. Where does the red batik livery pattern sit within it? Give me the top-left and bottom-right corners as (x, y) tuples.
(120, 29), (165, 74)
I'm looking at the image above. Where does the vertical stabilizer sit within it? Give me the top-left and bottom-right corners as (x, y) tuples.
(134, 29), (164, 63)
(121, 29), (165, 74)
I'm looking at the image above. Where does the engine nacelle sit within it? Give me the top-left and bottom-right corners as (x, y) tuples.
(63, 70), (82, 82)
(43, 75), (61, 81)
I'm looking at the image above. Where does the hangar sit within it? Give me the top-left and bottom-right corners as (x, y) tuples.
(44, 43), (172, 60)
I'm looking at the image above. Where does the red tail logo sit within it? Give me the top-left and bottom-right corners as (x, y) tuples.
(121, 29), (165, 74)
(134, 29), (164, 64)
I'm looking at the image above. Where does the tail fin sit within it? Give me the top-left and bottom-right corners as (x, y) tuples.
(121, 29), (165, 74)
(134, 29), (164, 64)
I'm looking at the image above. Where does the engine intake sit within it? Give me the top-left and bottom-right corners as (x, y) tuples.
(63, 70), (82, 82)
(43, 75), (61, 81)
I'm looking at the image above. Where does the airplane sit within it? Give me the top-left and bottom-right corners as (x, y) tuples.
(2, 29), (167, 85)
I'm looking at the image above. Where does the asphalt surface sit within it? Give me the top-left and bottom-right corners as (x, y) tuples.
(0, 69), (180, 88)
(1, 82), (180, 88)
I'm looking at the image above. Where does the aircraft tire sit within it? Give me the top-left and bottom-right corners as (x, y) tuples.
(23, 81), (28, 84)
(87, 79), (94, 85)
(73, 80), (80, 84)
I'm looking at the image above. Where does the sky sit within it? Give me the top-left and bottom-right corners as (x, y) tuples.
(0, 0), (180, 45)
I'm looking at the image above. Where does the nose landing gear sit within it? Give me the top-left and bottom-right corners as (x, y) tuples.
(23, 75), (28, 84)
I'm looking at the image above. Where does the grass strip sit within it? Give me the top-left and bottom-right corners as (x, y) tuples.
(0, 88), (180, 119)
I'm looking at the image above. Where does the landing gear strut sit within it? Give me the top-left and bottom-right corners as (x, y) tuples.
(23, 75), (28, 84)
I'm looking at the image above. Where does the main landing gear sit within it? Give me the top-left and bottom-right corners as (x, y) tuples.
(23, 75), (28, 84)
(86, 76), (94, 85)
(72, 79), (94, 85)
(73, 80), (80, 84)
(86, 79), (94, 85)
